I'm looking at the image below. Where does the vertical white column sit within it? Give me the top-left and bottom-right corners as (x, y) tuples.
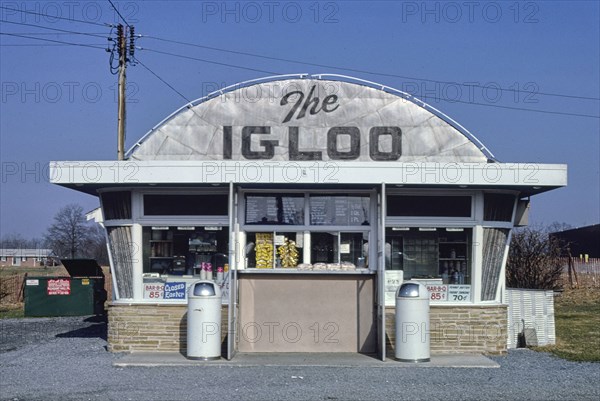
(236, 230), (246, 270)
(131, 223), (143, 301)
(496, 229), (513, 303)
(303, 231), (311, 264)
(472, 225), (484, 303)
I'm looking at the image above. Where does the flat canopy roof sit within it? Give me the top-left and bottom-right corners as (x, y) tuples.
(50, 160), (567, 196)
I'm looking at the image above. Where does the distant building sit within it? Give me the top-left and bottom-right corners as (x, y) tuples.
(0, 249), (58, 267)
(550, 224), (600, 259)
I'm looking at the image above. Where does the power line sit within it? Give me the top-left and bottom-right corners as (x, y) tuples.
(0, 32), (107, 50)
(1, 43), (108, 47)
(107, 0), (131, 28)
(138, 47), (280, 75)
(0, 19), (110, 39)
(141, 35), (600, 102)
(137, 46), (599, 119)
(134, 57), (191, 104)
(1, 32), (108, 36)
(418, 95), (600, 120)
(0, 5), (113, 28)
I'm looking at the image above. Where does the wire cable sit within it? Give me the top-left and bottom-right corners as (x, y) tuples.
(0, 32), (107, 50)
(2, 31), (109, 36)
(0, 5), (113, 27)
(0, 19), (111, 39)
(138, 47), (280, 75)
(1, 43), (107, 47)
(134, 57), (191, 103)
(107, 0), (131, 28)
(141, 35), (600, 102)
(417, 95), (600, 119)
(137, 46), (599, 119)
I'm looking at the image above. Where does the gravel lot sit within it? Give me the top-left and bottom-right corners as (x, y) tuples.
(1, 316), (599, 401)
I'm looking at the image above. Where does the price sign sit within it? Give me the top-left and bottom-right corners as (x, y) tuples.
(426, 284), (448, 302)
(144, 282), (165, 299)
(448, 285), (471, 302)
(384, 271), (404, 306)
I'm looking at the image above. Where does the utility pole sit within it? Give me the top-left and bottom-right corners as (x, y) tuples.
(117, 24), (126, 160)
(115, 24), (135, 161)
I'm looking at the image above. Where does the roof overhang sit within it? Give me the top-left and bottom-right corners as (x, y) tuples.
(50, 161), (567, 197)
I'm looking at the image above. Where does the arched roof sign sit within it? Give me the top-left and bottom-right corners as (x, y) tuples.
(127, 74), (494, 163)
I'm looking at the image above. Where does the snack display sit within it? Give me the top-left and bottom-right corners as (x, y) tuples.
(341, 262), (357, 271)
(277, 238), (299, 268)
(295, 262), (359, 271)
(255, 233), (274, 268)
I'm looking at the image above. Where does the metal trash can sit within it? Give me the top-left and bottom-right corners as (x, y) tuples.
(395, 282), (430, 362)
(187, 280), (222, 360)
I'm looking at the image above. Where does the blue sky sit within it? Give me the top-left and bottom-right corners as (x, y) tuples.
(1, 0), (599, 239)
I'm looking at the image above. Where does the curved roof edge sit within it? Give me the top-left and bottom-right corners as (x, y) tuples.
(125, 73), (496, 161)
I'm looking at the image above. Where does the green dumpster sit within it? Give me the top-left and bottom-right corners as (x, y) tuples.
(24, 259), (107, 317)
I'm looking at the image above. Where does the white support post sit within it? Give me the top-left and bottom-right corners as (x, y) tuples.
(472, 225), (484, 303)
(131, 223), (143, 300)
(303, 231), (311, 264)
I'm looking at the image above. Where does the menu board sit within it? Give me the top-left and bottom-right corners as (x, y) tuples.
(245, 196), (303, 224)
(310, 196), (369, 226)
(246, 196), (278, 223)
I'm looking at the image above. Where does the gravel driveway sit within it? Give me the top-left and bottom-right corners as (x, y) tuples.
(1, 316), (599, 401)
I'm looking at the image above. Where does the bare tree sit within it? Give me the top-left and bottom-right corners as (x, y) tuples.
(0, 233), (44, 249)
(44, 204), (93, 259)
(88, 224), (109, 265)
(506, 225), (565, 290)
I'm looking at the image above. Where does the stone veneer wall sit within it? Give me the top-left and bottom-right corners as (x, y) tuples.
(108, 303), (229, 353)
(386, 305), (508, 355)
(108, 303), (506, 355)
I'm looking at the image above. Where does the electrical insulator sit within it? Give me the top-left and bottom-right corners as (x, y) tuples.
(116, 24), (124, 57)
(128, 26), (135, 58)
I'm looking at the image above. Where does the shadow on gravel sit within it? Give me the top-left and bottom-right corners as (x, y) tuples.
(55, 314), (108, 341)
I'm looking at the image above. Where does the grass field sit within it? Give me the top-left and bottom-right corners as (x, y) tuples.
(533, 288), (600, 362)
(0, 265), (69, 277)
(0, 303), (24, 319)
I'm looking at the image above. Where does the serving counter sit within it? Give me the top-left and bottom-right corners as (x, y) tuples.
(237, 269), (376, 353)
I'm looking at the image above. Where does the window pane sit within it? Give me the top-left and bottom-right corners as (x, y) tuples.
(311, 232), (339, 263)
(340, 232), (368, 267)
(310, 195), (370, 225)
(245, 195), (304, 225)
(484, 194), (515, 221)
(387, 196), (471, 217)
(143, 226), (228, 275)
(144, 195), (228, 216)
(101, 191), (131, 220)
(245, 232), (274, 268)
(386, 227), (472, 285)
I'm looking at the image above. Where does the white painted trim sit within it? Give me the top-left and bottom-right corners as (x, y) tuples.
(472, 225), (484, 303)
(50, 161), (567, 188)
(131, 223), (143, 301)
(379, 183), (387, 361)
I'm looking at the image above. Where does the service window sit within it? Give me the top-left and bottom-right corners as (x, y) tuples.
(386, 227), (472, 303)
(246, 232), (303, 268)
(142, 226), (229, 275)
